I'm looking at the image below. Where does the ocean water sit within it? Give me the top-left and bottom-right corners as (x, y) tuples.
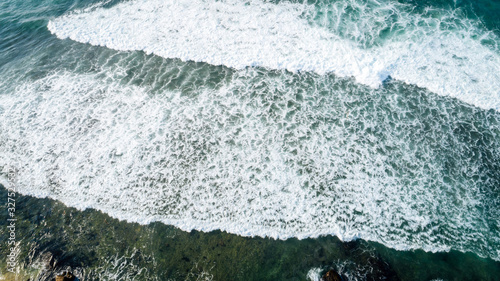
(0, 0), (499, 279)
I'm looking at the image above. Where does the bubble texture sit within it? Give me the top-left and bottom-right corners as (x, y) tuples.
(1, 63), (499, 260)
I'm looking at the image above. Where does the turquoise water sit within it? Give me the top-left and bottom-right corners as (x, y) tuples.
(0, 0), (499, 280)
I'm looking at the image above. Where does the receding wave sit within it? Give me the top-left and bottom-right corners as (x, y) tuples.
(47, 0), (500, 111)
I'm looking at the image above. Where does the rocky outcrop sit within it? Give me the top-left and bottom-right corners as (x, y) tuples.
(322, 269), (343, 281)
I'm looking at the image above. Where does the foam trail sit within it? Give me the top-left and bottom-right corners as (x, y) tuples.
(0, 69), (498, 261)
(47, 0), (500, 110)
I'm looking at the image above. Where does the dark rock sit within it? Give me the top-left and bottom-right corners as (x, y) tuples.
(322, 269), (343, 281)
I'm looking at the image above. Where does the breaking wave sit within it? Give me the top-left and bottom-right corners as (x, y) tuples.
(47, 0), (500, 110)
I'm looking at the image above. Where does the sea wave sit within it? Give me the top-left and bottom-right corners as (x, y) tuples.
(47, 0), (500, 110)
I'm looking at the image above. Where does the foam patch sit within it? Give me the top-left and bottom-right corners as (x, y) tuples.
(0, 69), (498, 261)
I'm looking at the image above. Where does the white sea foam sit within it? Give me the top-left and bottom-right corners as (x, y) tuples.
(306, 268), (322, 281)
(0, 174), (9, 189)
(47, 0), (500, 110)
(0, 68), (498, 261)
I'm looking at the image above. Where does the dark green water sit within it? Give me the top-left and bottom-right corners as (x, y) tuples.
(1, 0), (499, 280)
(1, 185), (499, 280)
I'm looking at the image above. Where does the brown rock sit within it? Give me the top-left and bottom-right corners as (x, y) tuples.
(322, 269), (343, 281)
(55, 272), (76, 281)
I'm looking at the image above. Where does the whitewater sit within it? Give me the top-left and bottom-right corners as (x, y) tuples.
(1, 0), (499, 264)
(47, 0), (500, 111)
